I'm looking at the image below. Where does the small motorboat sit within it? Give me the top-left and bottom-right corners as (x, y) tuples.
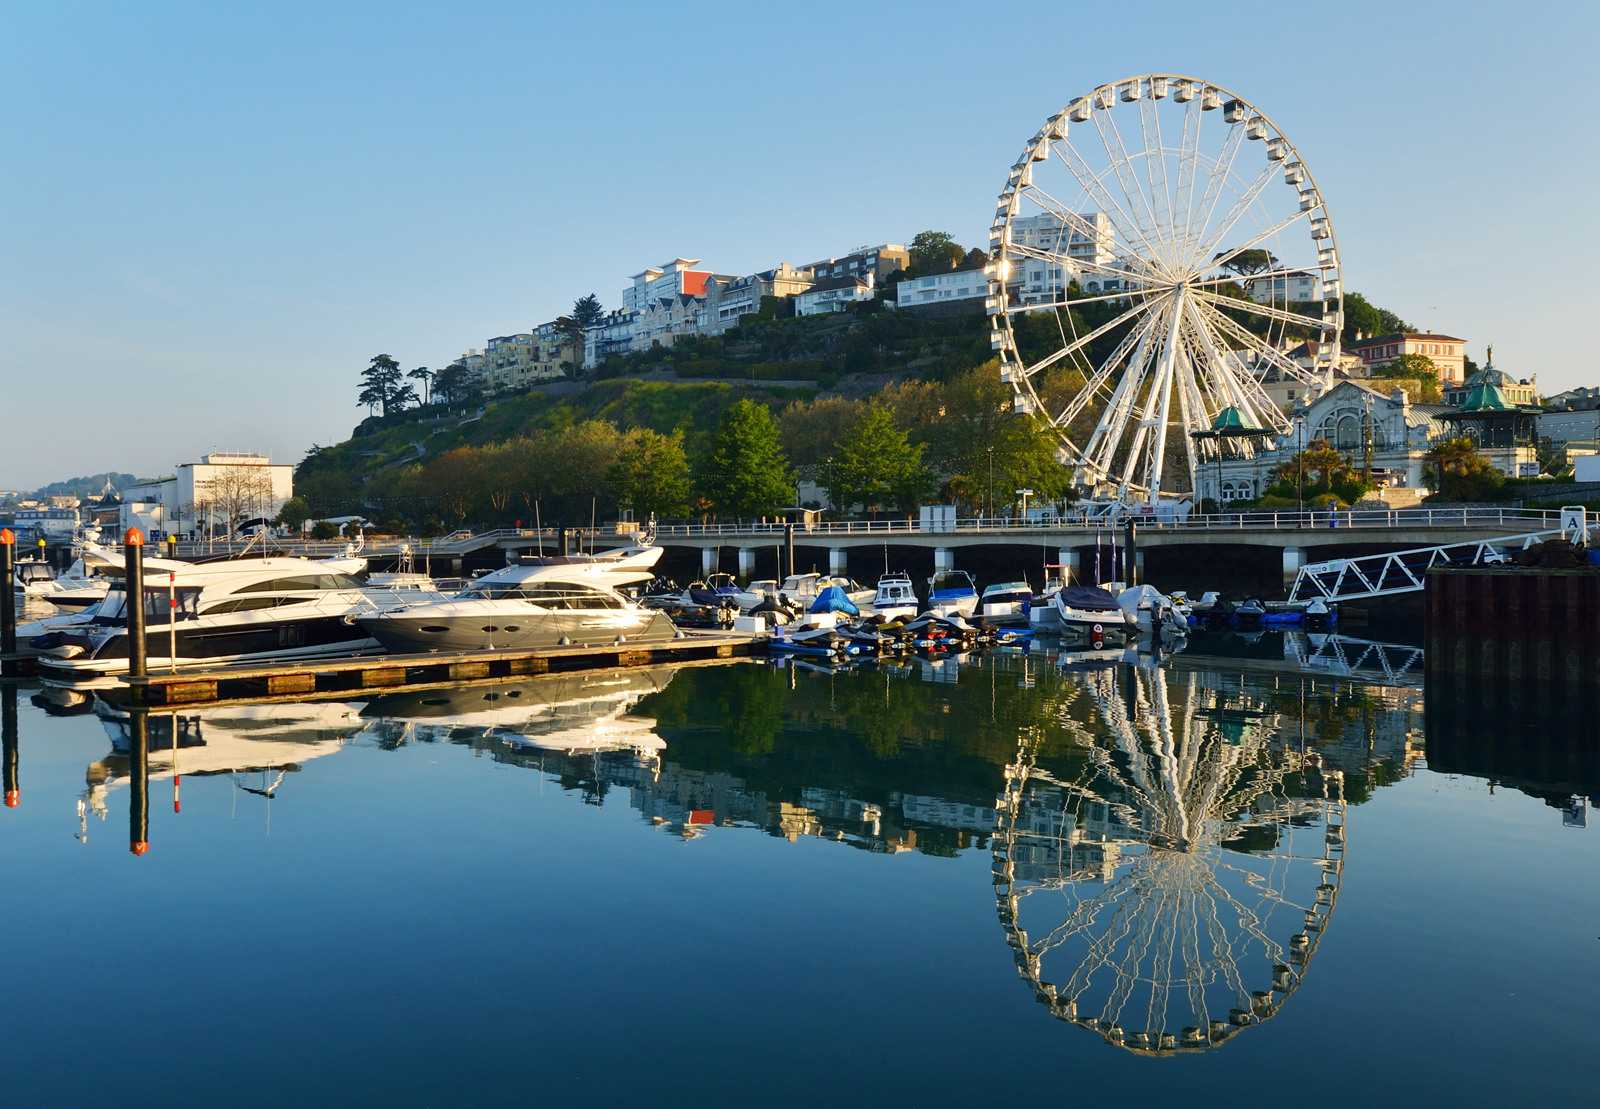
(1116, 584), (1189, 637)
(979, 581), (1032, 626)
(1053, 585), (1136, 646)
(778, 573), (874, 612)
(926, 570), (979, 618)
(871, 572), (918, 622)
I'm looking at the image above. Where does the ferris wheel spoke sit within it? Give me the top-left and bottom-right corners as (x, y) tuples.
(1092, 109), (1165, 264)
(1194, 288), (1321, 331)
(1192, 160), (1281, 270)
(1018, 295), (1156, 380)
(1052, 137), (1165, 267)
(1002, 238), (1149, 285)
(1136, 94), (1176, 266)
(1183, 122), (1246, 270)
(1183, 305), (1293, 437)
(1190, 298), (1326, 393)
(1022, 176), (1155, 275)
(1173, 96), (1205, 253)
(1055, 310), (1163, 430)
(1206, 205), (1315, 277)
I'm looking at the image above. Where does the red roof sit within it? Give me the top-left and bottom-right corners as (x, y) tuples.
(681, 270), (711, 296)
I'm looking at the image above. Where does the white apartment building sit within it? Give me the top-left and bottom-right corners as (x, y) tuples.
(796, 273), (874, 316)
(120, 452), (293, 540)
(584, 309), (639, 368)
(1245, 269), (1321, 305)
(1006, 212), (1115, 266)
(895, 265), (988, 308)
(622, 258), (726, 351)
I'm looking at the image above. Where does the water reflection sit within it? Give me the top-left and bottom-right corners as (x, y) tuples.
(993, 659), (1348, 1053)
(17, 629), (1592, 1057)
(86, 700), (365, 848)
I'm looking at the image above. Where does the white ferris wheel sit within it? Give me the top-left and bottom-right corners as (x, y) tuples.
(988, 75), (1344, 507)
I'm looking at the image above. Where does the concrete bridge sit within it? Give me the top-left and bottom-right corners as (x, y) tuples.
(430, 506), (1592, 584)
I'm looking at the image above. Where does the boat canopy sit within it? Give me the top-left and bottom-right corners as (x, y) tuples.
(1058, 586), (1122, 612)
(1117, 584), (1170, 614)
(810, 585), (860, 615)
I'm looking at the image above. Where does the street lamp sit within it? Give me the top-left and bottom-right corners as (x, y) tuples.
(987, 447), (994, 520)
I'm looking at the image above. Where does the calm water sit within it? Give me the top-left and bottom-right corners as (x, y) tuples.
(1, 633), (1595, 1107)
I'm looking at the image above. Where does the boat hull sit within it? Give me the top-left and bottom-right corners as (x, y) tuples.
(357, 609), (679, 654)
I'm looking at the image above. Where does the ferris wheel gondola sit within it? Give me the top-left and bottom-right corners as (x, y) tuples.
(987, 75), (1344, 511)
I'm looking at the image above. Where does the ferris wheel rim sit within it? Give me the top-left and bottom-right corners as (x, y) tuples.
(988, 74), (1344, 504)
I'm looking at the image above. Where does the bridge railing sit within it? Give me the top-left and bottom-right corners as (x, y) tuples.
(647, 506), (1586, 539)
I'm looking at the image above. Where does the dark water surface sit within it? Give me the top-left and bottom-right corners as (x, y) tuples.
(1, 634), (1595, 1107)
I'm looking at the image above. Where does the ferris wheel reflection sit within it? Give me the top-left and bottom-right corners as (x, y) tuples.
(993, 660), (1346, 1053)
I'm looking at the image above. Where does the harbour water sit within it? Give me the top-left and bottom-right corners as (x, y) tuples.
(1, 632), (1595, 1106)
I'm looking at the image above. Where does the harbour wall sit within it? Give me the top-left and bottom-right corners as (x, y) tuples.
(1424, 567), (1600, 684)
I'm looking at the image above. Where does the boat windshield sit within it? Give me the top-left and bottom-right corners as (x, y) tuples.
(458, 581), (625, 609)
(233, 573), (365, 593)
(930, 572), (975, 594)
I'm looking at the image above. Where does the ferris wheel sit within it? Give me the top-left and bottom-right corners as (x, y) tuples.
(988, 75), (1344, 507)
(992, 664), (1346, 1053)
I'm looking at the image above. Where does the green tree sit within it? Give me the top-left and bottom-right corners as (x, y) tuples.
(358, 354), (407, 415)
(818, 404), (933, 515)
(310, 520), (340, 541)
(432, 363), (484, 407)
(408, 366), (432, 406)
(1340, 292), (1412, 343)
(571, 293), (605, 330)
(274, 496), (312, 530)
(1423, 437), (1506, 502)
(1371, 352), (1442, 403)
(695, 400), (793, 518)
(1213, 248), (1277, 276)
(608, 428), (692, 518)
(909, 230), (964, 274)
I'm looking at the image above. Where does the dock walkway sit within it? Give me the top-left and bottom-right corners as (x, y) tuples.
(107, 631), (759, 708)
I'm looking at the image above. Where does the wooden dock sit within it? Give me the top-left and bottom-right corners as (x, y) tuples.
(103, 632), (760, 708)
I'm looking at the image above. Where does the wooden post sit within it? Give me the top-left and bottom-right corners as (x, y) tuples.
(128, 707), (150, 855)
(0, 528), (15, 677)
(1124, 520), (1138, 586)
(124, 528), (147, 691)
(3, 684), (17, 808)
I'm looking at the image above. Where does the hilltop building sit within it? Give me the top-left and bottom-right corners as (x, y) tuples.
(803, 244), (909, 286)
(895, 263), (988, 311)
(796, 273), (875, 316)
(700, 263), (814, 336)
(1348, 331), (1468, 386)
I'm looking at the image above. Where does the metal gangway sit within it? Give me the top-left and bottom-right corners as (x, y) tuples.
(1286, 507), (1591, 604)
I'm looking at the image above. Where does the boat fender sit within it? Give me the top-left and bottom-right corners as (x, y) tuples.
(558, 636), (571, 645)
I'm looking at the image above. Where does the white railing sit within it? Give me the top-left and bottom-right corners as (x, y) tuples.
(1286, 528), (1563, 604)
(649, 506), (1586, 539)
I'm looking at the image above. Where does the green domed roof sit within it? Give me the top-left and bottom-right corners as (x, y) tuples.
(1458, 380), (1517, 413)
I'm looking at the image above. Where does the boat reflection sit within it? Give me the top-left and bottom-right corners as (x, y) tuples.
(358, 668), (676, 758)
(993, 660), (1347, 1054)
(85, 700), (365, 847)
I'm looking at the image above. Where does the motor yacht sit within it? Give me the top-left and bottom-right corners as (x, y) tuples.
(29, 558), (445, 677)
(355, 558), (678, 654)
(978, 581), (1032, 626)
(926, 570), (979, 618)
(871, 572), (918, 622)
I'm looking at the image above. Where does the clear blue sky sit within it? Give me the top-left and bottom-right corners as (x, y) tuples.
(1, 1), (1593, 489)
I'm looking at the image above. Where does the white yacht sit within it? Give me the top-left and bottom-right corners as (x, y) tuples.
(29, 558), (446, 677)
(871, 572), (918, 622)
(355, 555), (676, 654)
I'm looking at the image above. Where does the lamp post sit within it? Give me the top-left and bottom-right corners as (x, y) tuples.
(987, 447), (994, 521)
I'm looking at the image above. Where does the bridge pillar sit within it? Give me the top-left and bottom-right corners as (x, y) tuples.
(1059, 548), (1079, 583)
(1283, 546), (1305, 588)
(934, 547), (954, 572)
(702, 547), (717, 576)
(738, 548), (756, 580)
(829, 548), (846, 576)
